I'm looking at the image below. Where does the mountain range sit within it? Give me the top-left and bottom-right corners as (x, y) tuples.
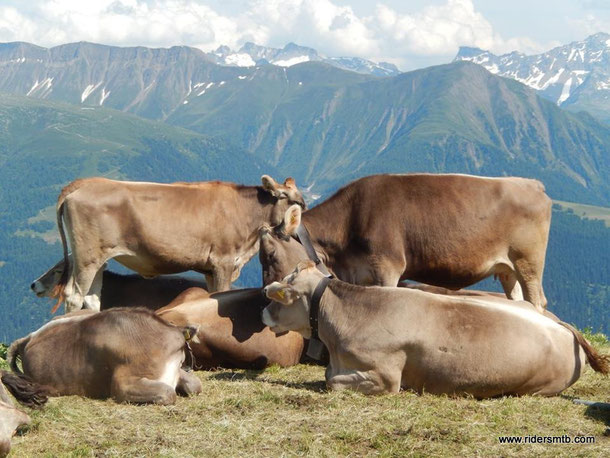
(455, 32), (610, 122)
(210, 42), (400, 76)
(166, 60), (610, 205)
(1, 40), (607, 204)
(0, 40), (397, 122)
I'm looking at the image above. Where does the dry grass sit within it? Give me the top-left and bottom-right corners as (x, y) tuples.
(6, 341), (610, 458)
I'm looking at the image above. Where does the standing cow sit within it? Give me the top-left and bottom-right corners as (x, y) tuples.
(52, 175), (304, 312)
(260, 174), (551, 311)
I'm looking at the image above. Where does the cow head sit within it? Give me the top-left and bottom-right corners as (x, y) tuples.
(30, 256), (71, 297)
(262, 260), (323, 338)
(261, 175), (306, 226)
(259, 205), (311, 285)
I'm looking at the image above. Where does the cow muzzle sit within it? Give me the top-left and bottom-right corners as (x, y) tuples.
(261, 307), (276, 329)
(31, 281), (47, 296)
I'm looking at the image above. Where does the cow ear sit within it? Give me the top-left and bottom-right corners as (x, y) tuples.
(182, 325), (200, 343)
(266, 283), (299, 305)
(283, 205), (301, 235)
(296, 260), (316, 272)
(284, 177), (296, 189)
(261, 175), (280, 196)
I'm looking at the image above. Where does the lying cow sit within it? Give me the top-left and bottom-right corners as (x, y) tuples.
(156, 287), (305, 370)
(32, 256), (208, 313)
(262, 261), (609, 397)
(52, 175), (305, 312)
(3, 308), (202, 405)
(259, 174), (551, 311)
(0, 380), (30, 458)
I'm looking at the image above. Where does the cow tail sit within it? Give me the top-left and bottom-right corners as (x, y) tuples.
(0, 371), (49, 409)
(50, 184), (75, 313)
(558, 322), (609, 375)
(6, 335), (29, 375)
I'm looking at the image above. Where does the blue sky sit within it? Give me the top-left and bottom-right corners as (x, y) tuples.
(0, 0), (608, 70)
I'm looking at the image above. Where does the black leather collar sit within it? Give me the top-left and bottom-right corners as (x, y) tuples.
(305, 276), (332, 361)
(295, 223), (333, 277)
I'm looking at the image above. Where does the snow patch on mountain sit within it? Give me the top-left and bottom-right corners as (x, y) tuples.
(454, 32), (610, 108)
(81, 82), (102, 102)
(224, 53), (255, 67)
(274, 56), (310, 67)
(27, 77), (53, 97)
(558, 78), (573, 105)
(100, 87), (110, 105)
(211, 42), (400, 77)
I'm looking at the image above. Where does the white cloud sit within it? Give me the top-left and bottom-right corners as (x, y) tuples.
(0, 0), (551, 69)
(568, 13), (610, 40)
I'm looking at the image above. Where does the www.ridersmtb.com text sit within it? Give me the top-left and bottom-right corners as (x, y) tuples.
(498, 435), (595, 444)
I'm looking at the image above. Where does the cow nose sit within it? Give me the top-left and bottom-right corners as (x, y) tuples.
(30, 282), (36, 290)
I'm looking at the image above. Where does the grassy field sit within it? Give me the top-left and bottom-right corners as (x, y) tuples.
(2, 336), (608, 458)
(553, 200), (610, 227)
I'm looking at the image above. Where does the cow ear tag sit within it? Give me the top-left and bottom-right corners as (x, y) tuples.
(306, 338), (325, 360)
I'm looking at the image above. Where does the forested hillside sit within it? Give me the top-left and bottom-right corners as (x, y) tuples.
(0, 41), (608, 205)
(544, 205), (609, 330)
(0, 94), (278, 341)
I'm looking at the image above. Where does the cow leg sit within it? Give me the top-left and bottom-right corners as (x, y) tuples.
(83, 266), (104, 311)
(327, 369), (400, 394)
(204, 274), (214, 291)
(175, 369), (202, 397)
(66, 256), (105, 313)
(513, 259), (546, 312)
(498, 271), (524, 301)
(209, 265), (233, 292)
(64, 277), (84, 313)
(111, 374), (177, 405)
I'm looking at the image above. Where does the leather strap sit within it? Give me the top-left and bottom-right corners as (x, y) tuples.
(309, 276), (331, 340)
(305, 276), (331, 361)
(295, 224), (332, 277)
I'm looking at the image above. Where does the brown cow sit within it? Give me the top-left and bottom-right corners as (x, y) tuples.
(53, 175), (304, 312)
(262, 262), (609, 397)
(32, 256), (208, 311)
(0, 380), (30, 457)
(260, 174), (551, 311)
(156, 288), (305, 370)
(3, 308), (202, 405)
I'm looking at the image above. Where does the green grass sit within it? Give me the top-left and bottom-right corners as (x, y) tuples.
(554, 201), (610, 228)
(4, 342), (609, 457)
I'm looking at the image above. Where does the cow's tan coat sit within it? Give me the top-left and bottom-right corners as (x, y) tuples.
(54, 176), (303, 312)
(260, 174), (551, 311)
